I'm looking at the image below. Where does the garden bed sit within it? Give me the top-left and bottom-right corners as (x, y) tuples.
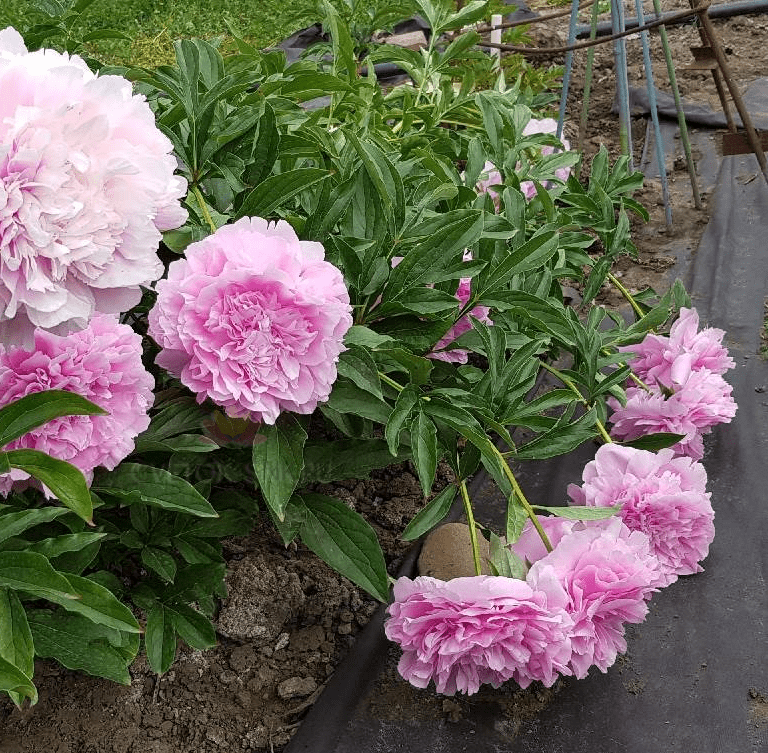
(1, 4), (767, 753)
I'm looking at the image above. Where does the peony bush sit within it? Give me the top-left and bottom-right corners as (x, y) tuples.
(0, 0), (737, 709)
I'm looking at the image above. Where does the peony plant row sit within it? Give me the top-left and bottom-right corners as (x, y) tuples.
(0, 0), (736, 706)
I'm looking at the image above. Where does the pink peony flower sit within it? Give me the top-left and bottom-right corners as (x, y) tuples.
(475, 160), (503, 210)
(620, 307), (734, 388)
(428, 251), (492, 364)
(0, 314), (154, 494)
(567, 444), (714, 585)
(148, 217), (353, 425)
(0, 27), (187, 347)
(527, 518), (662, 679)
(473, 120), (571, 206)
(608, 364), (737, 460)
(520, 117), (572, 200)
(385, 575), (573, 695)
(511, 515), (578, 566)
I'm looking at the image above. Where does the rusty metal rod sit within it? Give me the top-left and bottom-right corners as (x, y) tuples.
(691, 0), (768, 183)
(475, 6), (705, 55)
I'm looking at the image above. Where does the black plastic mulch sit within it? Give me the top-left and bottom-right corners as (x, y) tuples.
(285, 83), (768, 753)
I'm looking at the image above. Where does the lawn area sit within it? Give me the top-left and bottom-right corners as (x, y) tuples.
(1, 0), (320, 65)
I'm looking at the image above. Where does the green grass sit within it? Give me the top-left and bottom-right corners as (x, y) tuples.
(1, 0), (320, 66)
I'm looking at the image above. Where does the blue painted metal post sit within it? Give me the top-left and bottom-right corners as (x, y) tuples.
(634, 0), (673, 226)
(611, 0), (633, 170)
(556, 0), (581, 141)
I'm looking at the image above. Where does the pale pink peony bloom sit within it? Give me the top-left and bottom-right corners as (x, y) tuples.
(385, 575), (574, 695)
(0, 314), (154, 495)
(527, 518), (662, 679)
(428, 251), (492, 364)
(567, 444), (714, 585)
(620, 307), (734, 388)
(608, 364), (737, 460)
(148, 217), (353, 425)
(0, 27), (187, 347)
(519, 117), (572, 200)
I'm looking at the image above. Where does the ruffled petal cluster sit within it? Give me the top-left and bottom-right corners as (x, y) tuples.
(385, 575), (573, 695)
(609, 307), (737, 458)
(620, 307), (734, 387)
(0, 27), (187, 347)
(567, 444), (714, 584)
(527, 518), (663, 679)
(511, 515), (578, 566)
(148, 217), (353, 425)
(0, 314), (154, 494)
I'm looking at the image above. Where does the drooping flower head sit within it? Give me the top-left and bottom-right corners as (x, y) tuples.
(0, 27), (187, 347)
(620, 307), (734, 388)
(608, 363), (737, 460)
(567, 444), (714, 585)
(148, 217), (353, 425)
(385, 575), (573, 695)
(610, 307), (737, 458)
(0, 314), (154, 495)
(527, 518), (662, 679)
(511, 515), (578, 567)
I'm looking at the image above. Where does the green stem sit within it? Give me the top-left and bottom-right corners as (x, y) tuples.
(599, 347), (654, 393)
(493, 448), (553, 553)
(538, 361), (613, 444)
(378, 372), (405, 393)
(607, 272), (644, 320)
(629, 371), (654, 392)
(459, 479), (483, 576)
(376, 372), (432, 401)
(191, 185), (216, 235)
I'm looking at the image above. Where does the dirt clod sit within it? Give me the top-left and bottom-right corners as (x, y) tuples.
(277, 677), (318, 700)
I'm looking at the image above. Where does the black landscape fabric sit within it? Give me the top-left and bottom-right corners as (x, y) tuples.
(286, 83), (768, 753)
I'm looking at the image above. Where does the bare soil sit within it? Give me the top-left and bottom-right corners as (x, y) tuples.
(1, 6), (765, 752)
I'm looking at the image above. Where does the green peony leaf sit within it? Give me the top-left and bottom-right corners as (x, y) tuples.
(0, 390), (106, 449)
(251, 414), (307, 522)
(402, 484), (456, 542)
(297, 494), (389, 603)
(93, 463), (218, 518)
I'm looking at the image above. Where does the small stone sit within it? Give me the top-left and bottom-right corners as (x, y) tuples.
(383, 30), (428, 50)
(337, 622), (352, 635)
(418, 522), (491, 579)
(277, 676), (318, 700)
(274, 632), (290, 651)
(219, 670), (239, 685)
